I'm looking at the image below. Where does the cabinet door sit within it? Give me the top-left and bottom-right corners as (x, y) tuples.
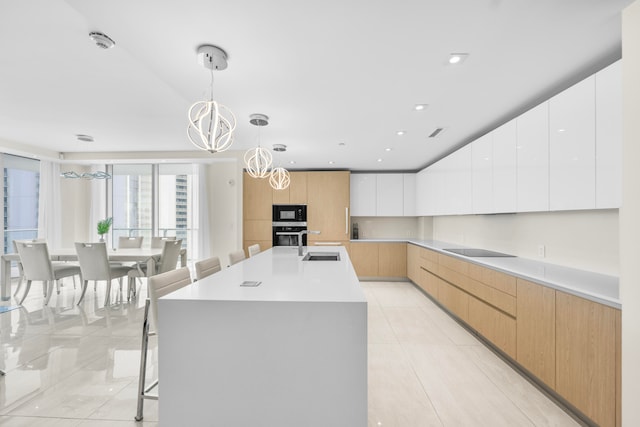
(472, 133), (493, 214)
(376, 174), (403, 216)
(492, 120), (517, 213)
(289, 172), (308, 204)
(307, 171), (350, 243)
(415, 168), (433, 216)
(449, 145), (472, 214)
(468, 297), (516, 358)
(272, 185), (290, 204)
(349, 242), (379, 276)
(350, 174), (376, 216)
(595, 61), (622, 209)
(403, 174), (416, 216)
(549, 76), (596, 210)
(517, 102), (550, 212)
(243, 172), (272, 220)
(556, 291), (617, 427)
(516, 279), (555, 388)
(407, 243), (420, 283)
(378, 243), (406, 277)
(438, 281), (468, 322)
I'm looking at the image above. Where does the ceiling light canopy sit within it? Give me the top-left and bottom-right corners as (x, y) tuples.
(187, 44), (236, 153)
(244, 114), (273, 179)
(89, 32), (115, 49)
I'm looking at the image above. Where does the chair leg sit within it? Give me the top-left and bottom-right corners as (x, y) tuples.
(135, 299), (151, 422)
(18, 280), (32, 305)
(56, 279), (61, 295)
(77, 280), (89, 305)
(13, 275), (24, 297)
(104, 280), (112, 306)
(44, 281), (54, 305)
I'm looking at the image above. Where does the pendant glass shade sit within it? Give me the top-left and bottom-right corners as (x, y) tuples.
(187, 100), (236, 153)
(244, 146), (273, 178)
(269, 167), (290, 190)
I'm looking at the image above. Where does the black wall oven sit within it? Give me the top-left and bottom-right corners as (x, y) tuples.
(272, 205), (307, 247)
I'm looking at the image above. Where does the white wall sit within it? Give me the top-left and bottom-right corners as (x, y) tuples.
(350, 217), (419, 239)
(621, 1), (640, 424)
(427, 210), (618, 276)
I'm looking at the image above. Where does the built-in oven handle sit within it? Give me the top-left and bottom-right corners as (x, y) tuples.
(345, 207), (349, 235)
(276, 232), (300, 236)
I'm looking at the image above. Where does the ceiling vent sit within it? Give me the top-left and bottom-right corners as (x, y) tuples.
(89, 32), (115, 49)
(76, 134), (94, 142)
(428, 128), (445, 138)
(273, 144), (287, 152)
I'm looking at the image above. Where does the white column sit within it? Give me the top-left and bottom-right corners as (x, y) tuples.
(621, 1), (640, 424)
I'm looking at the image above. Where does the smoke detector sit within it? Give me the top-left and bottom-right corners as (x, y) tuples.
(89, 32), (115, 49)
(273, 144), (287, 152)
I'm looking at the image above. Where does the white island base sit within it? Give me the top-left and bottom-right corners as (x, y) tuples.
(158, 246), (367, 426)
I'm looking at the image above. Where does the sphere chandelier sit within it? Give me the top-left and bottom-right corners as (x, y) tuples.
(187, 45), (236, 153)
(244, 114), (273, 179)
(269, 166), (291, 190)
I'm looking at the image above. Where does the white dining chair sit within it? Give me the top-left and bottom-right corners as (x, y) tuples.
(194, 256), (222, 281)
(135, 266), (192, 422)
(118, 236), (144, 248)
(248, 244), (261, 257)
(150, 236), (176, 249)
(15, 241), (81, 306)
(75, 242), (134, 306)
(127, 239), (183, 300)
(228, 250), (246, 266)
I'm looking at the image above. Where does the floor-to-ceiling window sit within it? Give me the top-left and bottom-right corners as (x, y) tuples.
(2, 154), (40, 256)
(110, 163), (199, 262)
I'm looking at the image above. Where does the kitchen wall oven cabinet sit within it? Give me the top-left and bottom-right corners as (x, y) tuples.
(307, 171), (350, 245)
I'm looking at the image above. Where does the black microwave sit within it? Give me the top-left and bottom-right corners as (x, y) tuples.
(273, 204), (307, 222)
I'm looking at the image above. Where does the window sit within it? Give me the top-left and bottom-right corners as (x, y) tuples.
(2, 154), (40, 255)
(110, 163), (199, 262)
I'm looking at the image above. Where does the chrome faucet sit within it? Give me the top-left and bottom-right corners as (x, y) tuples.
(298, 230), (320, 256)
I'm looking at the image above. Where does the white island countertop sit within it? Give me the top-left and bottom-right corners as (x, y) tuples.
(158, 246), (367, 427)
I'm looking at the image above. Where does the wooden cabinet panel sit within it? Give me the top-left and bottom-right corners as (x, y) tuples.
(556, 291), (617, 427)
(464, 277), (516, 317)
(438, 254), (469, 276)
(468, 297), (516, 358)
(243, 220), (272, 241)
(378, 243), (406, 277)
(468, 263), (517, 296)
(516, 279), (556, 388)
(271, 186), (290, 204)
(307, 171), (350, 243)
(289, 172), (307, 204)
(419, 269), (439, 299)
(407, 244), (420, 283)
(438, 281), (468, 323)
(349, 242), (379, 276)
(243, 172), (272, 220)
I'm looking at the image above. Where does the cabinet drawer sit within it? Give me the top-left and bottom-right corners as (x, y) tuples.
(468, 297), (516, 358)
(438, 253), (469, 276)
(438, 281), (469, 322)
(419, 268), (439, 299)
(419, 247), (439, 263)
(468, 263), (517, 296)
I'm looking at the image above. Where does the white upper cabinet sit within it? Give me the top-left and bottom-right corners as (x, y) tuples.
(549, 75), (596, 211)
(595, 61), (622, 208)
(472, 133), (493, 214)
(403, 174), (416, 216)
(376, 174), (404, 216)
(415, 168), (429, 216)
(492, 120), (517, 213)
(517, 102), (550, 212)
(446, 145), (472, 214)
(350, 174), (376, 216)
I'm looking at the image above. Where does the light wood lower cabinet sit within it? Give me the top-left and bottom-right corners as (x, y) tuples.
(437, 280), (469, 323)
(516, 278), (556, 388)
(349, 242), (407, 278)
(407, 243), (420, 283)
(468, 297), (516, 358)
(556, 291), (618, 427)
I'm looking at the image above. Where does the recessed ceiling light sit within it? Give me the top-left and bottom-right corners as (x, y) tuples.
(448, 53), (469, 64)
(289, 160), (296, 165)
(385, 148), (392, 152)
(338, 142), (346, 146)
(328, 161), (335, 165)
(377, 158), (383, 162)
(558, 128), (566, 133)
(413, 104), (428, 111)
(396, 130), (405, 136)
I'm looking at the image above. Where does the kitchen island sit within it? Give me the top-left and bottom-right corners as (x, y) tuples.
(157, 246), (367, 427)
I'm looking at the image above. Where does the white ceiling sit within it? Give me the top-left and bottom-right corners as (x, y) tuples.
(0, 0), (633, 171)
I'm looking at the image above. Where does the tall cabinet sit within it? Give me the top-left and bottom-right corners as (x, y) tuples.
(307, 171), (351, 245)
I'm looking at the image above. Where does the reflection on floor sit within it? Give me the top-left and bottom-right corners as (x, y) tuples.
(0, 279), (580, 426)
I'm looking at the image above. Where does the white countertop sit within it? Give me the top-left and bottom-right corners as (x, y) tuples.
(351, 238), (620, 308)
(162, 246), (366, 304)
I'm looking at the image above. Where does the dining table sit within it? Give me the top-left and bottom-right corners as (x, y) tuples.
(0, 247), (187, 303)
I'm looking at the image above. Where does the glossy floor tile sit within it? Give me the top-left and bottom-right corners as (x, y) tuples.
(1, 279), (580, 426)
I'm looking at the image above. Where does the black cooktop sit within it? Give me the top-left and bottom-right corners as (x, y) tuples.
(443, 248), (516, 258)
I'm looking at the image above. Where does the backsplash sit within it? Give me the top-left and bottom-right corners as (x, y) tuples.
(351, 217), (419, 239)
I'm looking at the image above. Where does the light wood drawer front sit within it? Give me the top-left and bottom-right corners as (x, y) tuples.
(556, 291), (617, 427)
(468, 263), (517, 296)
(419, 268), (439, 298)
(421, 258), (438, 275)
(468, 297), (516, 359)
(465, 278), (517, 316)
(516, 279), (556, 388)
(378, 243), (407, 277)
(438, 280), (469, 323)
(438, 254), (469, 276)
(419, 247), (439, 263)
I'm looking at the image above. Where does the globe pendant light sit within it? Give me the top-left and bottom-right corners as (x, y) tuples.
(244, 114), (273, 178)
(187, 45), (236, 153)
(270, 167), (290, 190)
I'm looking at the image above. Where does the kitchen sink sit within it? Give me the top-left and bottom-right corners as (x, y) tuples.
(302, 252), (341, 261)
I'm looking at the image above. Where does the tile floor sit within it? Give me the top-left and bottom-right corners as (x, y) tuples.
(0, 279), (581, 426)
